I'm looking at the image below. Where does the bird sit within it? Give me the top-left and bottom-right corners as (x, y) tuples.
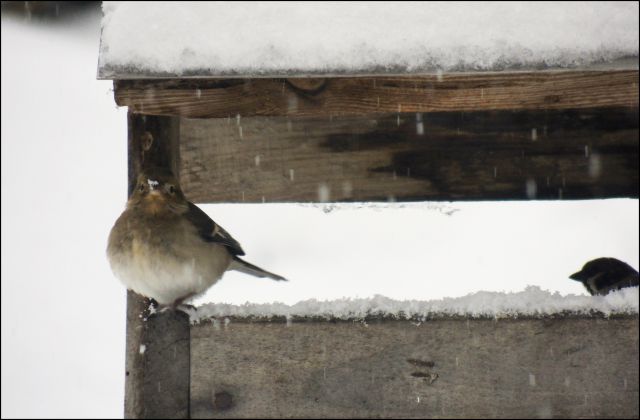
(569, 257), (639, 296)
(107, 168), (286, 308)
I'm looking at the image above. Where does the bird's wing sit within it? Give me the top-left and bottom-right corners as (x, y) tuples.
(185, 201), (245, 256)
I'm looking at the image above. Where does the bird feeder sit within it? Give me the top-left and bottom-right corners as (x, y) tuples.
(98, 3), (639, 418)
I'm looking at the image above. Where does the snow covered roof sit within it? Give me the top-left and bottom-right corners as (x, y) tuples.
(191, 286), (639, 323)
(98, 2), (639, 79)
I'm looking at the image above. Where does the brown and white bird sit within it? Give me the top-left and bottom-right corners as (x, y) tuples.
(569, 257), (639, 296)
(107, 168), (286, 307)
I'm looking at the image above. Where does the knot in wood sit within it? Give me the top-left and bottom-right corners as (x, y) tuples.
(285, 78), (327, 95)
(213, 390), (233, 411)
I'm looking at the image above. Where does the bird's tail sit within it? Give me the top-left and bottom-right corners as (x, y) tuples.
(229, 256), (287, 281)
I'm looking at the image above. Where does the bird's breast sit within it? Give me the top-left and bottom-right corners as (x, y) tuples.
(108, 216), (232, 305)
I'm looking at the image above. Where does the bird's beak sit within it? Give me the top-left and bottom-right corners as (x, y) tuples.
(569, 271), (583, 281)
(147, 179), (161, 196)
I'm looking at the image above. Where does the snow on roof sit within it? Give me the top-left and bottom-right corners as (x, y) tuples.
(192, 286), (639, 322)
(98, 2), (639, 79)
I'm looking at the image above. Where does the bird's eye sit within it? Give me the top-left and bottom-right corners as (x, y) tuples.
(138, 184), (145, 192)
(168, 185), (176, 194)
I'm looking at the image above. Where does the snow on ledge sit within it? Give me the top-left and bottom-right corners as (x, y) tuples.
(192, 286), (639, 323)
(98, 2), (639, 78)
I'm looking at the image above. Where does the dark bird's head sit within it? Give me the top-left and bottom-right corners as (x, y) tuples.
(128, 169), (189, 215)
(570, 257), (639, 295)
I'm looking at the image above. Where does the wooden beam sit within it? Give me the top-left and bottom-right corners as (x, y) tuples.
(114, 71), (638, 119)
(190, 316), (639, 418)
(124, 113), (190, 419)
(178, 108), (638, 203)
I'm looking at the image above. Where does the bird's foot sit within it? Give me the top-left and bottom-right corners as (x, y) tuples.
(176, 303), (198, 318)
(147, 294), (198, 316)
(170, 293), (198, 317)
(155, 303), (196, 318)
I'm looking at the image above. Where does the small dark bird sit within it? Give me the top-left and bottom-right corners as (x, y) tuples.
(107, 168), (286, 308)
(569, 257), (639, 296)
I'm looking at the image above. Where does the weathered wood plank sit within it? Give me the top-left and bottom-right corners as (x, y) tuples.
(124, 113), (190, 419)
(179, 107), (638, 203)
(114, 71), (639, 118)
(190, 316), (639, 419)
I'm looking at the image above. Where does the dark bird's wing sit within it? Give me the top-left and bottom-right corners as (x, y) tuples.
(185, 201), (245, 256)
(595, 273), (639, 295)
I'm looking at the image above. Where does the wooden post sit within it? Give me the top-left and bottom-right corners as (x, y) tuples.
(124, 112), (190, 419)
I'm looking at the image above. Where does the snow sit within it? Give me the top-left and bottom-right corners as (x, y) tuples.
(194, 286), (639, 322)
(98, 2), (639, 77)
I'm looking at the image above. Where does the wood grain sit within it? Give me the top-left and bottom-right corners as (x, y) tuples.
(190, 317), (639, 419)
(114, 71), (639, 118)
(178, 107), (639, 203)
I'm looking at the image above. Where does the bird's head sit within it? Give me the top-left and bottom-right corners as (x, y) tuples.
(128, 169), (189, 215)
(570, 257), (632, 281)
(569, 258), (607, 281)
